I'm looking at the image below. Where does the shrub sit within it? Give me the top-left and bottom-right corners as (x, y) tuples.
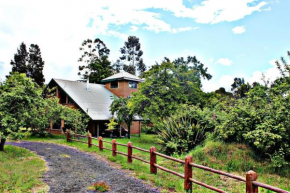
(157, 105), (214, 155)
(214, 83), (290, 168)
(94, 181), (109, 192)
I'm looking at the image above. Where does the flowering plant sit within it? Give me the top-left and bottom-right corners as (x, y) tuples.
(93, 181), (109, 192)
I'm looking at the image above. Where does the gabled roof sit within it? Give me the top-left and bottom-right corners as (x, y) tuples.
(101, 70), (143, 82)
(50, 79), (115, 120)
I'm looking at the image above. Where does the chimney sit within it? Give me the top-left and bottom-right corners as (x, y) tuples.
(86, 74), (90, 91)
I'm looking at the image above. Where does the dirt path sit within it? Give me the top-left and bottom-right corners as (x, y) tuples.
(7, 141), (159, 193)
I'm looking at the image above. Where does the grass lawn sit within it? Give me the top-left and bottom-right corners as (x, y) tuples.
(0, 145), (48, 193)
(23, 134), (290, 193)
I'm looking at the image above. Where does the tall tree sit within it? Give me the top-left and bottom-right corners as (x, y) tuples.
(0, 73), (42, 151)
(78, 38), (112, 83)
(110, 97), (134, 139)
(27, 44), (45, 86)
(8, 43), (45, 87)
(129, 56), (211, 125)
(119, 36), (146, 75)
(8, 42), (28, 77)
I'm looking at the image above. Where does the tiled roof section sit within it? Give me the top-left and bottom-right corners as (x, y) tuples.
(101, 70), (143, 82)
(53, 79), (115, 120)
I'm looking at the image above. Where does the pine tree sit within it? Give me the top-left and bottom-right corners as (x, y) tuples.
(8, 43), (45, 86)
(119, 36), (146, 76)
(27, 44), (45, 86)
(8, 42), (28, 78)
(78, 38), (113, 83)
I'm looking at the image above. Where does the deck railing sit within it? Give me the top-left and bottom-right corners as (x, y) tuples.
(65, 131), (289, 193)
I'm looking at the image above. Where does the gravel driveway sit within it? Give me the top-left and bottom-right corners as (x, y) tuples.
(8, 141), (159, 193)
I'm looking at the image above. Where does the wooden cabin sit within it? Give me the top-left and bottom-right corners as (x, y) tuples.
(46, 70), (143, 136)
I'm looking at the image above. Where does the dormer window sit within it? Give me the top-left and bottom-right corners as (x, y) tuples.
(110, 81), (118, 88)
(129, 81), (137, 88)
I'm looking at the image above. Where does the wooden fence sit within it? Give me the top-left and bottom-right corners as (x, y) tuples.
(65, 131), (289, 193)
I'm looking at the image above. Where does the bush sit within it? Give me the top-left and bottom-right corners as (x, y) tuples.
(157, 105), (214, 155)
(94, 181), (109, 192)
(214, 84), (290, 168)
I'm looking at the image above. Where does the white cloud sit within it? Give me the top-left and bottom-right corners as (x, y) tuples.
(171, 27), (199, 33)
(0, 0), (271, 83)
(107, 30), (128, 40)
(187, 0), (268, 24)
(216, 58), (233, 66)
(232, 26), (246, 34)
(269, 59), (277, 66)
(202, 74), (234, 92)
(130, 26), (139, 32)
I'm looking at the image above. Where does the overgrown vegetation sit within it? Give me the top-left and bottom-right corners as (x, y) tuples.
(0, 73), (88, 151)
(0, 145), (47, 192)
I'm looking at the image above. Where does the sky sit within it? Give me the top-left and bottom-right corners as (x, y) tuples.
(0, 0), (289, 92)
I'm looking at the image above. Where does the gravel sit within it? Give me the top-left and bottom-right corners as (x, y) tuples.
(7, 141), (160, 193)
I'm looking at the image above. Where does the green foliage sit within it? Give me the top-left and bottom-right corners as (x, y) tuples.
(0, 73), (43, 141)
(78, 38), (112, 83)
(93, 181), (110, 192)
(8, 42), (45, 86)
(158, 105), (214, 155)
(129, 56), (211, 126)
(110, 97), (135, 138)
(105, 118), (118, 131)
(214, 52), (290, 168)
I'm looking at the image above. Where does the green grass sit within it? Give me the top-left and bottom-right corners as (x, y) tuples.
(0, 145), (48, 193)
(22, 134), (290, 193)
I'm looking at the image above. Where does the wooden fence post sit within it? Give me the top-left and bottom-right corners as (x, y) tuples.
(66, 130), (70, 142)
(88, 133), (92, 148)
(112, 139), (117, 156)
(98, 136), (103, 151)
(128, 142), (132, 163)
(184, 155), (193, 191)
(246, 170), (258, 193)
(150, 146), (157, 174)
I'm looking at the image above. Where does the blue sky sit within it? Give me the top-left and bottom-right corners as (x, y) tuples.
(0, 0), (289, 91)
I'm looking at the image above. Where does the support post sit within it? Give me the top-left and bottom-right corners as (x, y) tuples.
(98, 136), (103, 151)
(112, 139), (117, 156)
(66, 130), (71, 142)
(150, 146), (157, 174)
(128, 142), (133, 163)
(88, 133), (92, 148)
(246, 170), (258, 193)
(184, 155), (193, 191)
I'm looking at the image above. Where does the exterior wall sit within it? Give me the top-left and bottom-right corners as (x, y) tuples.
(104, 80), (139, 98)
(121, 121), (141, 134)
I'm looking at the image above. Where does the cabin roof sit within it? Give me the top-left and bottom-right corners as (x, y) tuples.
(48, 78), (142, 121)
(50, 79), (115, 120)
(101, 70), (143, 82)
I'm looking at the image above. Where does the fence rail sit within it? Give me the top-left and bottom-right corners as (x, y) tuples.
(65, 131), (289, 193)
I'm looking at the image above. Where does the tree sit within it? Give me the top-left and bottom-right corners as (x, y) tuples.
(110, 97), (134, 139)
(8, 42), (28, 77)
(119, 36), (146, 75)
(27, 44), (45, 86)
(78, 38), (112, 83)
(0, 73), (43, 151)
(129, 56), (211, 126)
(231, 77), (250, 98)
(8, 43), (45, 87)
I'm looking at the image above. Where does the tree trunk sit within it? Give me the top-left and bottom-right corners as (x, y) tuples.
(0, 138), (6, 151)
(127, 122), (131, 139)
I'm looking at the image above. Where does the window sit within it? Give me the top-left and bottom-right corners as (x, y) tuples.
(68, 96), (74, 104)
(129, 81), (137, 88)
(110, 81), (118, 88)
